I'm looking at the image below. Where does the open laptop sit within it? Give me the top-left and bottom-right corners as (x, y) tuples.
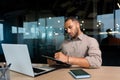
(1, 43), (60, 77)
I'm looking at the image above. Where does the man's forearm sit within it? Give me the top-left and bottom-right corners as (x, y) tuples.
(68, 56), (90, 68)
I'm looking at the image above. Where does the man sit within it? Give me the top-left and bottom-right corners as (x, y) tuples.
(53, 17), (102, 69)
(101, 29), (120, 45)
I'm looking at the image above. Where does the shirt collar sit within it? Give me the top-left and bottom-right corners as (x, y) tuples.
(77, 33), (83, 40)
(72, 33), (83, 41)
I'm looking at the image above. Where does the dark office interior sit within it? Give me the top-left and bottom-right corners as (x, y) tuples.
(0, 0), (120, 66)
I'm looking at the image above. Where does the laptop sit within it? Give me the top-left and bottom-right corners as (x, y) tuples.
(1, 43), (60, 77)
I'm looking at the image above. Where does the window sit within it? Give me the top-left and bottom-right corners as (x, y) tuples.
(0, 23), (3, 41)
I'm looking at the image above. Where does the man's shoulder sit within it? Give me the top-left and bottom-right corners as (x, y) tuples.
(83, 34), (97, 40)
(82, 34), (99, 46)
(61, 39), (70, 44)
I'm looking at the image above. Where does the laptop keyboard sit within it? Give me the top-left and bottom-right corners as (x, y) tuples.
(33, 68), (45, 73)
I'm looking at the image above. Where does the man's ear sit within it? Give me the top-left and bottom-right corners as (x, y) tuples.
(76, 22), (80, 28)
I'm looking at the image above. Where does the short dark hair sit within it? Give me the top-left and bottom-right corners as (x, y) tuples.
(65, 17), (80, 23)
(106, 29), (112, 32)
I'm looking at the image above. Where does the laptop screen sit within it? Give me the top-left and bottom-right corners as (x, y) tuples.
(1, 44), (35, 76)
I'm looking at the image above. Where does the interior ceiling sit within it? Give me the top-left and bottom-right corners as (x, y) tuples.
(0, 0), (119, 20)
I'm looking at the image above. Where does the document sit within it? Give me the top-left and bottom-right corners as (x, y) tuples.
(69, 69), (91, 79)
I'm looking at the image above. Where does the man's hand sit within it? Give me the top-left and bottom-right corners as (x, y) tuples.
(54, 52), (68, 63)
(47, 59), (57, 66)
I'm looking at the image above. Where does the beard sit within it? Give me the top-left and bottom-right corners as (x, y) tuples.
(71, 28), (79, 39)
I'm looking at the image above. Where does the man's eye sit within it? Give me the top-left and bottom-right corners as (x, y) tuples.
(69, 26), (72, 29)
(64, 26), (72, 31)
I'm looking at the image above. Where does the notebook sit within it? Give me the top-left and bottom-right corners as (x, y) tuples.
(1, 43), (59, 77)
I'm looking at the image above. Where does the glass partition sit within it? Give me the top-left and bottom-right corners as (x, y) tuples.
(0, 0), (120, 65)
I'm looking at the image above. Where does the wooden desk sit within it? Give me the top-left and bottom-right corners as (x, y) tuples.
(10, 66), (120, 80)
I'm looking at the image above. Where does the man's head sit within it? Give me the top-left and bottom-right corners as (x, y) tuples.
(106, 29), (113, 37)
(64, 17), (82, 39)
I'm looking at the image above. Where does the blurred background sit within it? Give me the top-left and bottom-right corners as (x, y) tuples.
(0, 0), (120, 66)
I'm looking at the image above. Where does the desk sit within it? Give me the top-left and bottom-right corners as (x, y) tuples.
(10, 66), (120, 80)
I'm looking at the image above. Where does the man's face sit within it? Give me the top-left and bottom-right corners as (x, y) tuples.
(64, 19), (80, 39)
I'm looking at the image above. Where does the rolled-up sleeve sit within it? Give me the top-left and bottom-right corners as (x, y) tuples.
(85, 38), (102, 68)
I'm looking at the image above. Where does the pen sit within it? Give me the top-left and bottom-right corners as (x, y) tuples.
(0, 63), (11, 79)
(55, 49), (62, 53)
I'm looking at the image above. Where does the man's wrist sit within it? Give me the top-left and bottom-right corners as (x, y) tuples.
(67, 55), (69, 64)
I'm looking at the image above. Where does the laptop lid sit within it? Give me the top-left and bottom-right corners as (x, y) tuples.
(1, 43), (56, 77)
